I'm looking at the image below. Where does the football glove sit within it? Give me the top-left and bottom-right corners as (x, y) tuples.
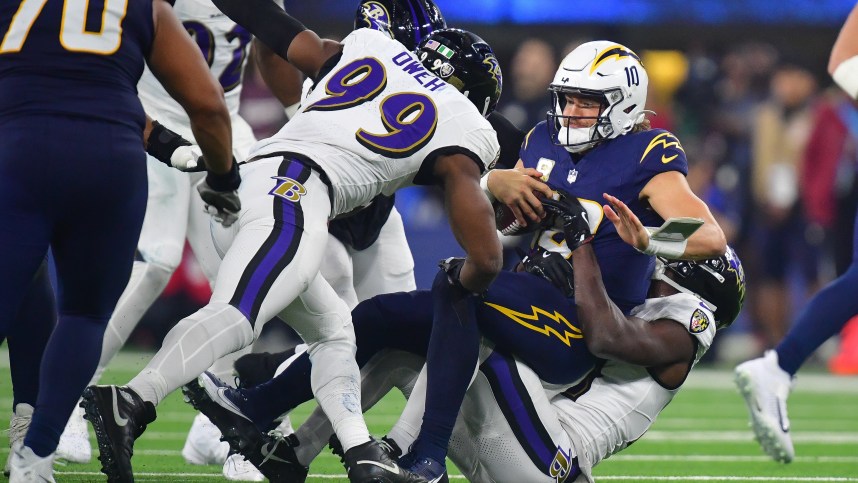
(521, 248), (575, 298)
(197, 161), (241, 227)
(146, 120), (207, 172)
(542, 190), (594, 252)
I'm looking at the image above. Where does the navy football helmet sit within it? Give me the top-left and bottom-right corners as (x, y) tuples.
(416, 28), (503, 117)
(654, 246), (746, 329)
(354, 0), (446, 51)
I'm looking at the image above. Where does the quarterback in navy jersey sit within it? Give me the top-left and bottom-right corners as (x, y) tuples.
(0, 0), (235, 480)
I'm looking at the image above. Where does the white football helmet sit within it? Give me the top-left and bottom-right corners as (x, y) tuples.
(548, 40), (649, 153)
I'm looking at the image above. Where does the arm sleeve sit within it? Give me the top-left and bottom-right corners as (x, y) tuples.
(212, 0), (306, 59)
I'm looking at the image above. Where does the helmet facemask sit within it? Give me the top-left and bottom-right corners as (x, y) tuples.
(548, 86), (620, 153)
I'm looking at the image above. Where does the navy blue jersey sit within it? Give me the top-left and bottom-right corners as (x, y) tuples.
(520, 122), (689, 313)
(0, 0), (154, 131)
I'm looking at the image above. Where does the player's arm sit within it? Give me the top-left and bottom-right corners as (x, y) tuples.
(148, 0), (232, 174)
(211, 0), (342, 80)
(571, 243), (695, 368)
(830, 3), (858, 98)
(636, 171), (726, 259)
(252, 40), (304, 111)
(435, 154), (503, 293)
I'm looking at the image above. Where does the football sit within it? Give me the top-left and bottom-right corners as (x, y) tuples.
(493, 192), (551, 236)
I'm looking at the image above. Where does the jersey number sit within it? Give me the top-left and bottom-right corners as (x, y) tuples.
(305, 57), (438, 158)
(183, 21), (252, 92)
(1, 0), (127, 55)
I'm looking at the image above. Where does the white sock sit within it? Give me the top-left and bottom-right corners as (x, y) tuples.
(91, 261), (173, 385)
(128, 303), (253, 405)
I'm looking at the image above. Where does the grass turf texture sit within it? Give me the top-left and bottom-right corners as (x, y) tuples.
(2, 349), (857, 482)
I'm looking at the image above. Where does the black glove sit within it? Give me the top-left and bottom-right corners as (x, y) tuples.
(146, 121), (207, 172)
(439, 257), (467, 291)
(541, 190), (594, 252)
(197, 161), (242, 227)
(521, 248), (575, 297)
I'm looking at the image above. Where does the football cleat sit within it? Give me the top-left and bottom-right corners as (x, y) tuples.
(223, 451), (265, 481)
(4, 403), (33, 477)
(734, 350), (795, 463)
(8, 445), (55, 483)
(56, 404), (92, 464)
(80, 385), (156, 482)
(182, 413), (230, 465)
(183, 376), (309, 483)
(342, 439), (428, 483)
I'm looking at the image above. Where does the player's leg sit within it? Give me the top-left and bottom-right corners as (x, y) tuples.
(464, 352), (582, 483)
(735, 212), (858, 463)
(4, 259), (54, 476)
(351, 207), (416, 301)
(194, 291), (434, 431)
(320, 234), (359, 309)
(89, 159), (191, 385)
(27, 120), (147, 466)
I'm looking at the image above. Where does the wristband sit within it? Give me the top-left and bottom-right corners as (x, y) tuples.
(639, 236), (687, 259)
(284, 102), (301, 120)
(480, 171), (496, 203)
(147, 120), (191, 166)
(833, 55), (858, 99)
(206, 160), (241, 192)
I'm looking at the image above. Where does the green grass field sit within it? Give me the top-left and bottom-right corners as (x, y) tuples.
(2, 350), (857, 482)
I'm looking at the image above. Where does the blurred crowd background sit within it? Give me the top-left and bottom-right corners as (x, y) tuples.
(135, 0), (858, 370)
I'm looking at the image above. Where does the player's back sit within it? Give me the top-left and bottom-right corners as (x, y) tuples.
(138, 0), (254, 135)
(552, 293), (716, 479)
(0, 0), (154, 131)
(251, 28), (500, 217)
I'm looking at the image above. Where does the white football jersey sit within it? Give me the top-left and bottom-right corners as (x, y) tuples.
(138, 0), (264, 139)
(553, 293), (717, 482)
(250, 28), (501, 217)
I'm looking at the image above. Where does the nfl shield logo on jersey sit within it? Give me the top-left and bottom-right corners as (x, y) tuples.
(567, 169), (578, 183)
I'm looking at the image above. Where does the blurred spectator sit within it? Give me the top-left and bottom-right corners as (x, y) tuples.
(800, 87), (858, 372)
(749, 63), (819, 347)
(498, 38), (556, 130)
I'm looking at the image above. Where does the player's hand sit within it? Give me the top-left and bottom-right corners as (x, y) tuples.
(487, 168), (554, 226)
(542, 190), (594, 251)
(521, 248), (575, 297)
(146, 120), (207, 172)
(197, 161), (242, 227)
(603, 193), (648, 251)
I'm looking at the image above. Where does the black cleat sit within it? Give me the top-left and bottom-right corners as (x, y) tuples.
(233, 349), (295, 389)
(183, 376), (308, 483)
(343, 439), (429, 483)
(80, 385), (156, 483)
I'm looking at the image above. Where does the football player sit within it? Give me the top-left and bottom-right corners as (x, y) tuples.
(47, 1), (300, 478)
(0, 0), (236, 480)
(79, 0), (506, 481)
(182, 196), (745, 483)
(734, 3), (858, 463)
(401, 40), (728, 479)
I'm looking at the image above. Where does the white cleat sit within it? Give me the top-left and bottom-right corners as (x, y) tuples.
(4, 403), (33, 477)
(56, 404), (92, 463)
(222, 452), (265, 481)
(8, 446), (55, 483)
(182, 413), (230, 465)
(734, 350), (796, 463)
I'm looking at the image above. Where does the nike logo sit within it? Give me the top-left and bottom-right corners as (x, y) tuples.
(661, 154), (678, 164)
(356, 460), (400, 475)
(111, 387), (128, 427)
(542, 251), (553, 258)
(260, 442), (290, 464)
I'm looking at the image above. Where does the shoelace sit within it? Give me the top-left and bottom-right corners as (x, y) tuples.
(259, 430), (288, 466)
(7, 415), (30, 441)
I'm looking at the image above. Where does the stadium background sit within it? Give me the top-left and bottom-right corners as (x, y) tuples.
(136, 0), (858, 368)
